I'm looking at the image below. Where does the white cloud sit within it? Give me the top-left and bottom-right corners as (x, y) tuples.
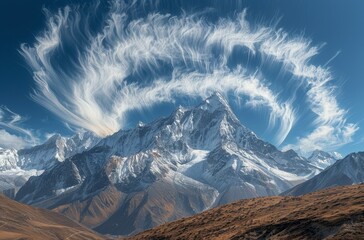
(0, 106), (39, 149)
(19, 0), (357, 152)
(260, 30), (358, 154)
(0, 130), (29, 149)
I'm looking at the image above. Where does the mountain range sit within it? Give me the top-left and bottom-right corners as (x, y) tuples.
(1, 93), (363, 237)
(14, 93), (322, 236)
(0, 132), (100, 198)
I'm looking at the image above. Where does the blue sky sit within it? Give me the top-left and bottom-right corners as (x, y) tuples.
(0, 0), (363, 156)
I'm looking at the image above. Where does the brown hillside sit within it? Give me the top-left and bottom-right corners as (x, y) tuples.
(132, 184), (364, 240)
(0, 194), (105, 240)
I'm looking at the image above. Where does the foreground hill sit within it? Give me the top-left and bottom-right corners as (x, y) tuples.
(132, 184), (364, 240)
(0, 194), (103, 240)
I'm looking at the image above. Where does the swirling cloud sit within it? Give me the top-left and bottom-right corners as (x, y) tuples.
(20, 0), (357, 153)
(261, 30), (358, 153)
(0, 106), (39, 149)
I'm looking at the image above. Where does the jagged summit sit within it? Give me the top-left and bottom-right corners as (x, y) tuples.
(195, 93), (239, 123)
(307, 149), (340, 170)
(45, 133), (62, 143)
(309, 149), (342, 160)
(309, 149), (332, 158)
(15, 131), (100, 170)
(101, 92), (249, 155)
(0, 148), (18, 171)
(200, 92), (231, 111)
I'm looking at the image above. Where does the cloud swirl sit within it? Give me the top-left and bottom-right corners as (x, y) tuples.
(20, 0), (357, 153)
(0, 106), (39, 149)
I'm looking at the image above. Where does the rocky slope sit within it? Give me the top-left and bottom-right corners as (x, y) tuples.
(0, 194), (103, 240)
(15, 93), (320, 236)
(284, 152), (364, 196)
(132, 184), (364, 240)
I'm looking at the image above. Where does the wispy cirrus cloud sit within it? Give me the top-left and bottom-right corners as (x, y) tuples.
(20, 0), (357, 153)
(0, 106), (39, 149)
(261, 30), (358, 153)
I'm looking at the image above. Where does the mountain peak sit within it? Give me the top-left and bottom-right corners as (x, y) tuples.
(196, 92), (239, 121)
(331, 151), (343, 160)
(202, 92), (230, 111)
(46, 133), (63, 143)
(71, 131), (98, 141)
(282, 149), (300, 159)
(307, 149), (339, 170)
(309, 149), (341, 160)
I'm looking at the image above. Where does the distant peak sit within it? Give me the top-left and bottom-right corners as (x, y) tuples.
(67, 131), (100, 145)
(75, 130), (96, 138)
(46, 133), (62, 142)
(308, 149), (343, 160)
(284, 149), (299, 156)
(312, 149), (325, 153)
(200, 92), (231, 112)
(207, 92), (229, 104)
(330, 151), (343, 160)
(310, 149), (329, 156)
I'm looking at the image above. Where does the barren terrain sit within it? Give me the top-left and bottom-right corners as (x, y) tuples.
(0, 194), (104, 240)
(132, 184), (364, 239)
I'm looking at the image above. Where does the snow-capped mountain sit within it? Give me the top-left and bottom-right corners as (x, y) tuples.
(330, 151), (343, 160)
(0, 148), (21, 198)
(307, 150), (342, 170)
(284, 152), (364, 196)
(0, 147), (43, 198)
(18, 131), (100, 170)
(15, 93), (319, 236)
(0, 148), (18, 171)
(0, 132), (100, 198)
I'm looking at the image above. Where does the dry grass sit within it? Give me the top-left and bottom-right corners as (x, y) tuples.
(131, 184), (364, 240)
(0, 194), (105, 240)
